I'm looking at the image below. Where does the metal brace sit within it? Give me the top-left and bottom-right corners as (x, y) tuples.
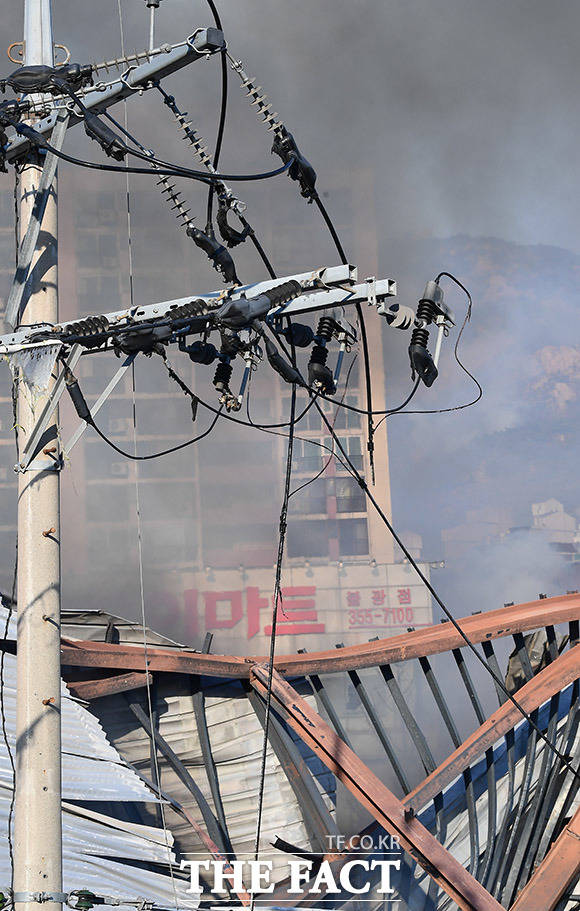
(17, 345), (82, 473)
(4, 110), (70, 332)
(13, 892), (69, 904)
(16, 453), (64, 474)
(365, 275), (377, 307)
(63, 352), (137, 457)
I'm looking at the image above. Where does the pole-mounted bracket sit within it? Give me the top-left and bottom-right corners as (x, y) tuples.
(13, 892), (69, 904)
(15, 453), (63, 473)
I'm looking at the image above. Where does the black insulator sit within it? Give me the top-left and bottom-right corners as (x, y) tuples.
(281, 322), (314, 348)
(169, 299), (206, 323)
(309, 343), (328, 367)
(263, 280), (302, 307)
(63, 315), (109, 337)
(409, 325), (429, 349)
(213, 360), (232, 392)
(416, 299), (437, 325)
(186, 341), (219, 365)
(64, 369), (92, 423)
(308, 342), (335, 392)
(316, 316), (335, 342)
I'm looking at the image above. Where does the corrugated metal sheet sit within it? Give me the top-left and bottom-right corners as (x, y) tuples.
(91, 675), (335, 883)
(62, 609), (337, 886)
(0, 606), (197, 909)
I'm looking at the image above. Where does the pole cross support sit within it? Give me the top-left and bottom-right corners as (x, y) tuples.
(17, 344), (81, 472)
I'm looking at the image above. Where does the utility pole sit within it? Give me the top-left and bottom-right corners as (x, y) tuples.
(13, 2), (63, 911)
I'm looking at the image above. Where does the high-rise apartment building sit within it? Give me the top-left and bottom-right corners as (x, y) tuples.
(0, 165), (431, 660)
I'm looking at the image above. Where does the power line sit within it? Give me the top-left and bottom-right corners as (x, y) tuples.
(309, 393), (580, 785)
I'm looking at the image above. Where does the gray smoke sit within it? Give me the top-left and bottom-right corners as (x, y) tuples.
(0, 1), (578, 638)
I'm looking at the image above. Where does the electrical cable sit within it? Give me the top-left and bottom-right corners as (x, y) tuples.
(89, 407), (222, 459)
(8, 120), (294, 184)
(289, 354), (358, 499)
(308, 393), (580, 785)
(201, 0), (227, 227)
(310, 192), (376, 485)
(251, 325), (298, 911)
(115, 3), (180, 902)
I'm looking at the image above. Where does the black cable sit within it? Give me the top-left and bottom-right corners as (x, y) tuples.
(251, 332), (297, 910)
(89, 407), (222, 460)
(313, 193), (348, 264)
(308, 393), (580, 784)
(311, 192), (376, 485)
(289, 354), (358, 499)
(9, 121), (293, 184)
(201, 0), (227, 227)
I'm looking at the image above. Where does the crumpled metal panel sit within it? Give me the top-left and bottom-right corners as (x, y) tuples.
(62, 610), (336, 885)
(0, 606), (197, 909)
(92, 674), (333, 883)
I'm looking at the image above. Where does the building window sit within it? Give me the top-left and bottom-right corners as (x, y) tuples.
(287, 520), (330, 558)
(334, 477), (365, 513)
(339, 518), (369, 556)
(335, 435), (363, 472)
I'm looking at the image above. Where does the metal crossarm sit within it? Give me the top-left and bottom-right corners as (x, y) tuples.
(3, 28), (225, 165)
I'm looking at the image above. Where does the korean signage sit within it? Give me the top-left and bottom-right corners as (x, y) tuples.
(161, 562), (433, 655)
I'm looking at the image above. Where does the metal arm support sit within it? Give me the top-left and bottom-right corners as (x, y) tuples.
(3, 28), (225, 164)
(4, 110), (70, 331)
(63, 352), (136, 457)
(16, 343), (81, 472)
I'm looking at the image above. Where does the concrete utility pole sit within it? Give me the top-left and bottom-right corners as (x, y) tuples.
(14, 2), (63, 911)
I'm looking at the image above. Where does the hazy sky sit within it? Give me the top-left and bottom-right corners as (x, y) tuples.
(3, 0), (580, 252)
(1, 1), (579, 623)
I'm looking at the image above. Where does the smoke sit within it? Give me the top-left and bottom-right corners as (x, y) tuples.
(0, 2), (579, 631)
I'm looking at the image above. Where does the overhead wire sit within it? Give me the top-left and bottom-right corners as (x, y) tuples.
(310, 192), (377, 483)
(308, 392), (580, 785)
(201, 0), (228, 227)
(251, 319), (297, 911)
(8, 120), (294, 184)
(116, 5), (179, 904)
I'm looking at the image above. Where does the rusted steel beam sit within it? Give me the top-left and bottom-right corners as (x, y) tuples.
(509, 803), (580, 911)
(249, 664), (504, 911)
(58, 593), (580, 679)
(405, 644), (580, 814)
(65, 671), (151, 700)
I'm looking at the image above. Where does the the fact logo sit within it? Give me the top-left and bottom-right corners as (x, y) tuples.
(180, 857), (401, 897)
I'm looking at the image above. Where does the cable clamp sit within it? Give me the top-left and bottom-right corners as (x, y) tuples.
(13, 892), (69, 904)
(365, 276), (377, 307)
(15, 453), (64, 474)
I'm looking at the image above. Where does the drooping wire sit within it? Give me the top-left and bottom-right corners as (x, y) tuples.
(250, 329), (297, 911)
(308, 393), (580, 784)
(202, 0), (228, 227)
(289, 354), (358, 499)
(116, 5), (179, 903)
(9, 120), (294, 185)
(89, 406), (222, 459)
(311, 192), (377, 484)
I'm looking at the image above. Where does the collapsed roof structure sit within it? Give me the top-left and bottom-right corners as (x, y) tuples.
(9, 591), (573, 910)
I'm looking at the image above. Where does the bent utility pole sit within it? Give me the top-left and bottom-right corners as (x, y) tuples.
(13, 3), (63, 911)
